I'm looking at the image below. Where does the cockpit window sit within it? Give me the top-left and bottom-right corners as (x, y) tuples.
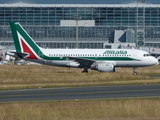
(143, 54), (149, 57)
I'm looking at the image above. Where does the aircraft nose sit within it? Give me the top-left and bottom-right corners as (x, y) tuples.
(152, 57), (159, 65)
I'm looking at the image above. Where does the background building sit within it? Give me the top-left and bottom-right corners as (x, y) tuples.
(0, 0), (160, 49)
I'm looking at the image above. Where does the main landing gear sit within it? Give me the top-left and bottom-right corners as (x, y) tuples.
(133, 67), (137, 75)
(82, 67), (89, 73)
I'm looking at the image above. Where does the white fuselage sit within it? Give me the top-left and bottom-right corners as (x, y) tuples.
(27, 48), (158, 68)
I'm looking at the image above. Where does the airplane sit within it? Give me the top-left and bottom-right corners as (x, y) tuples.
(9, 22), (158, 74)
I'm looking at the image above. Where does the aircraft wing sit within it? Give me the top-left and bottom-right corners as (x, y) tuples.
(66, 56), (95, 66)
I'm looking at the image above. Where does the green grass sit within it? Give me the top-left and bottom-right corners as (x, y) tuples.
(0, 65), (160, 120)
(0, 65), (160, 90)
(0, 99), (160, 120)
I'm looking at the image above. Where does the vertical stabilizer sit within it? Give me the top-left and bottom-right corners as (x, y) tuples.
(10, 22), (41, 59)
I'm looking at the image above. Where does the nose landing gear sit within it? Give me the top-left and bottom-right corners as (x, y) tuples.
(133, 67), (137, 75)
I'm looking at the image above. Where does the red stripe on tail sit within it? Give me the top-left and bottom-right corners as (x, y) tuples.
(21, 38), (38, 59)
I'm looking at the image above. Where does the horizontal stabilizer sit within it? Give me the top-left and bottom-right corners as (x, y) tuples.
(7, 51), (29, 58)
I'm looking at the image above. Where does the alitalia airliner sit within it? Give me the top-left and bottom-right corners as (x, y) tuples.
(9, 22), (158, 74)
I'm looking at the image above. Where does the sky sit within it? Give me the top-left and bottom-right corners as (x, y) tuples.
(1, 0), (160, 4)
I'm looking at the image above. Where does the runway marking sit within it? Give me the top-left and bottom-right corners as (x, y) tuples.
(0, 89), (160, 98)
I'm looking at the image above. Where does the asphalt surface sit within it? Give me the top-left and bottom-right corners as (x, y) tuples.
(1, 84), (160, 103)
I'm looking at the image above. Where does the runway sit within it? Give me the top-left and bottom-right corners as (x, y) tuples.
(1, 84), (160, 103)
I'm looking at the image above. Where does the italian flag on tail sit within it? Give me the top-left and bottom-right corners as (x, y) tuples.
(10, 22), (42, 59)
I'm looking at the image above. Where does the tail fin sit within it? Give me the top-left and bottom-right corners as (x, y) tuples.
(10, 22), (40, 59)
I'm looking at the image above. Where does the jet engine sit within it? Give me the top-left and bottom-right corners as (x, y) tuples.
(91, 62), (116, 72)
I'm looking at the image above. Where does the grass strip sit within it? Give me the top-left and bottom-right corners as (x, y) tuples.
(0, 99), (160, 120)
(0, 65), (160, 90)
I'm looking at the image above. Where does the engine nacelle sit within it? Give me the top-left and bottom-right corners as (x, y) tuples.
(91, 62), (115, 72)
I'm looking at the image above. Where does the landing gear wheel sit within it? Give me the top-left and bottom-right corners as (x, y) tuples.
(133, 71), (137, 75)
(82, 68), (88, 73)
(82, 70), (88, 73)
